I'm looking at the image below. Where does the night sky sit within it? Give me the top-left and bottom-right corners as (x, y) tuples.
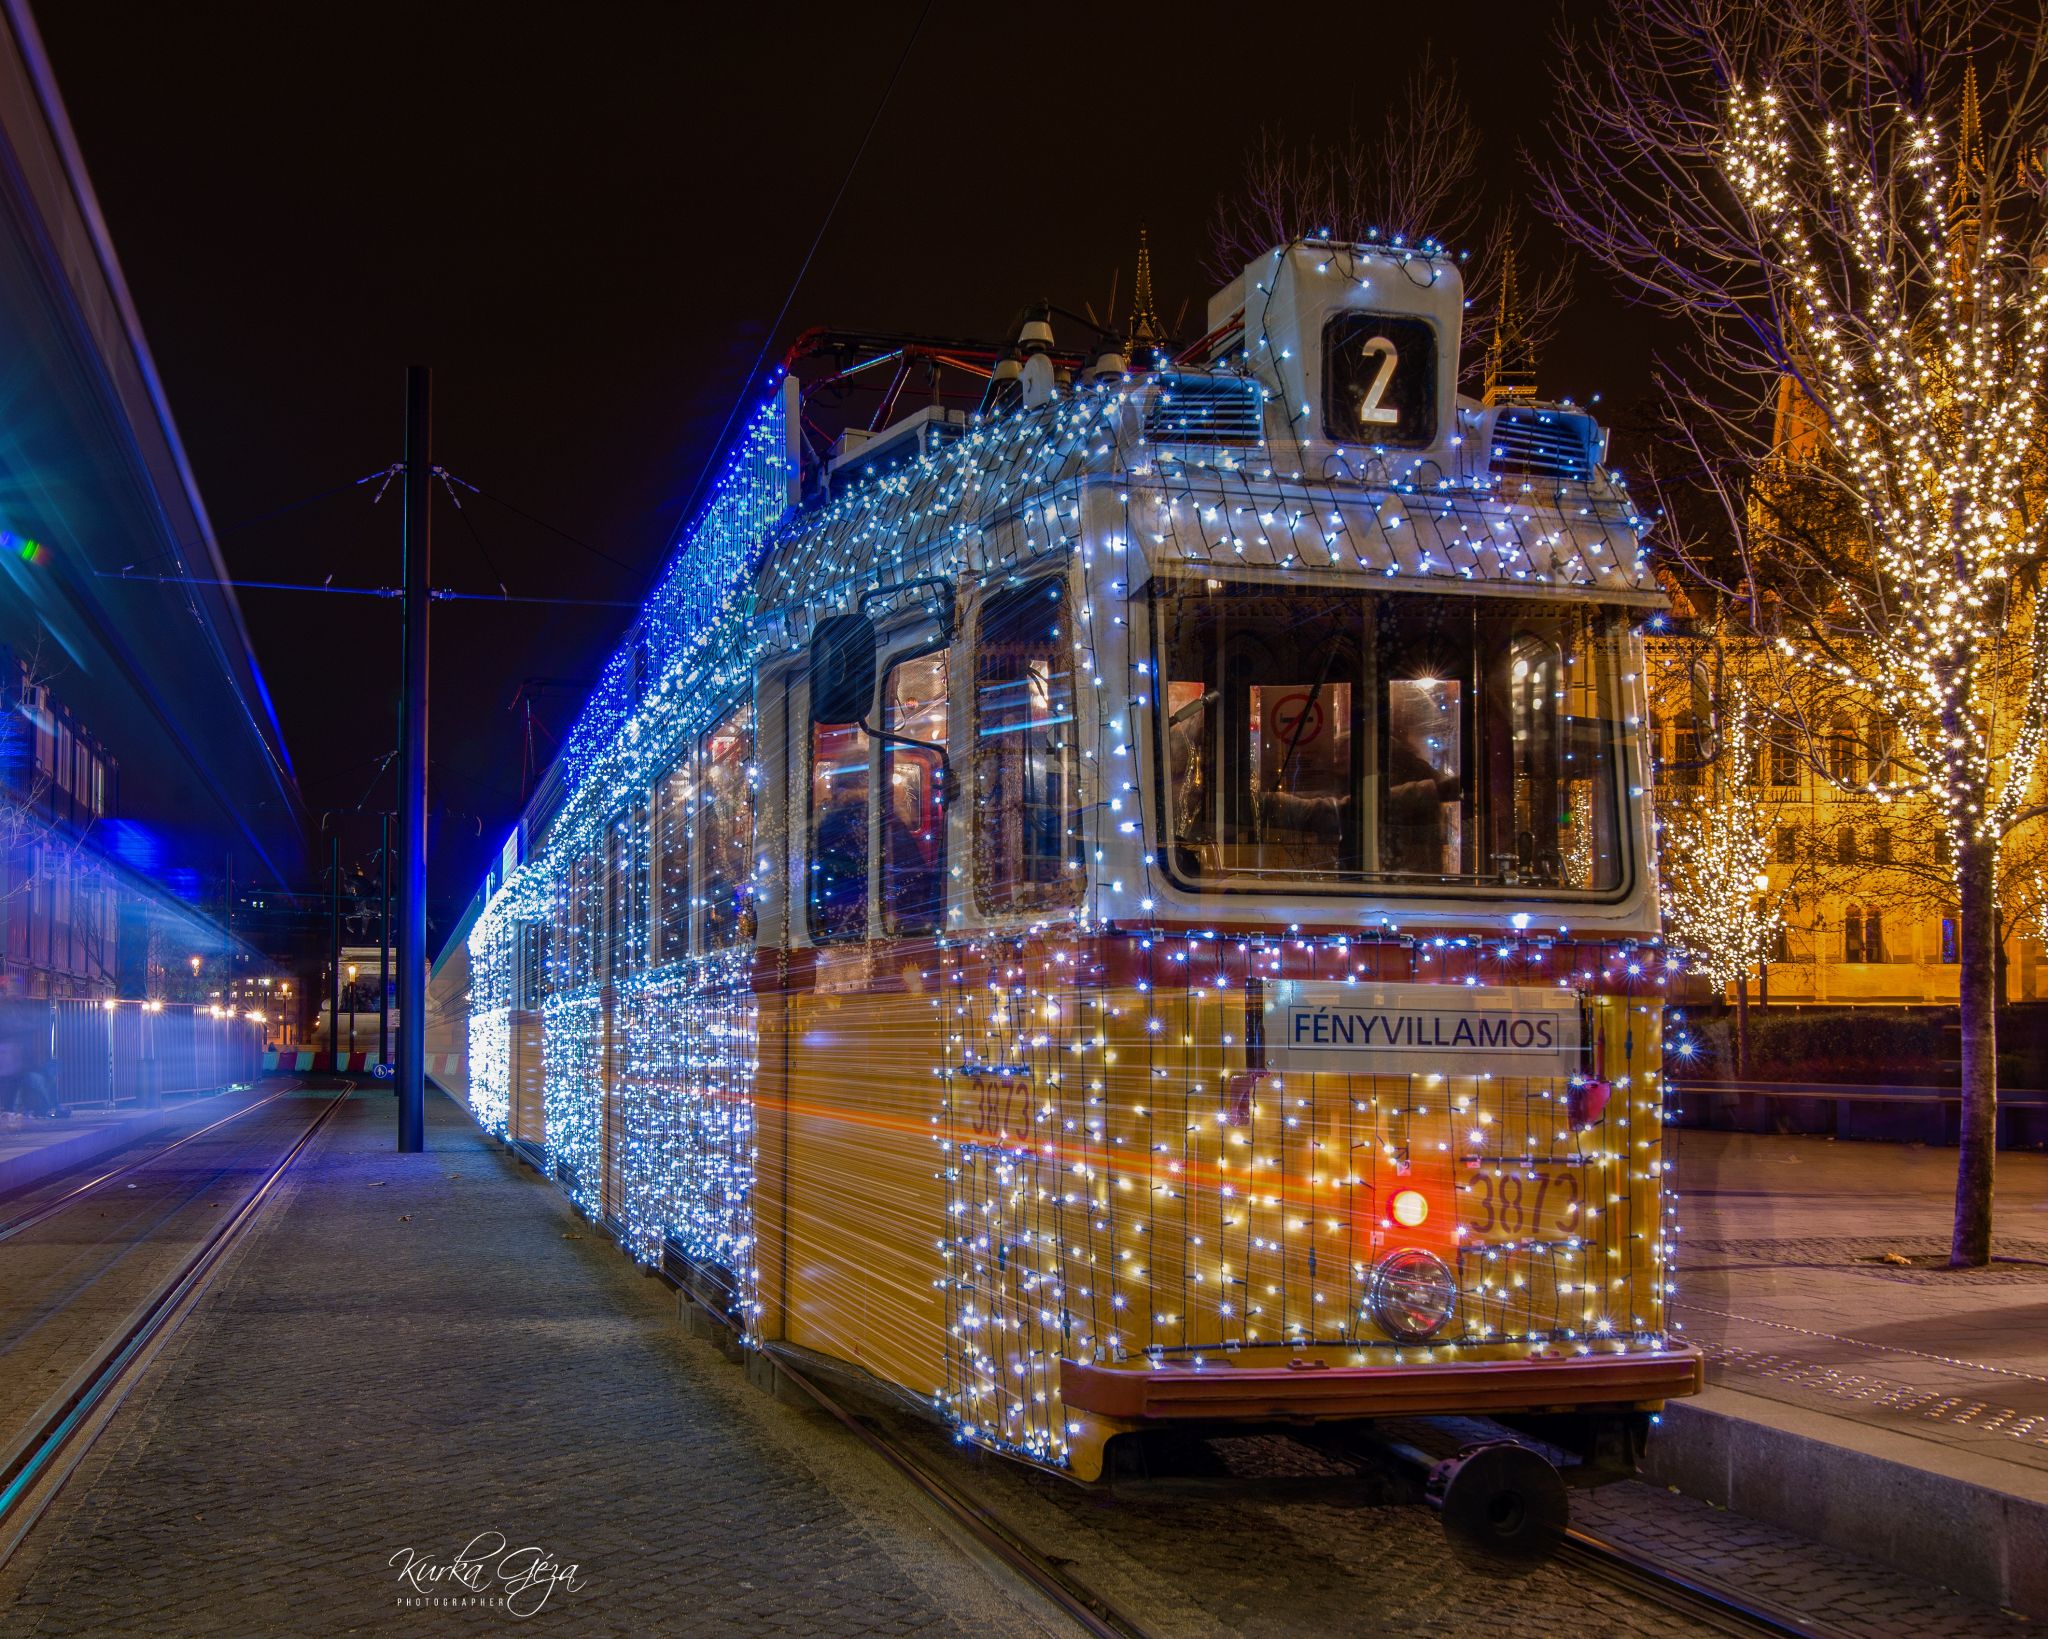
(33, 0), (1662, 939)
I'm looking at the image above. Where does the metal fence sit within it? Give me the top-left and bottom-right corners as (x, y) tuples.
(28, 999), (264, 1108)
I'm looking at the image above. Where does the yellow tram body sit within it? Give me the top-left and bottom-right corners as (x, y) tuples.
(431, 238), (1703, 1483)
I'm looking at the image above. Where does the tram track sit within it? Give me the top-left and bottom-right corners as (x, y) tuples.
(0, 1082), (295, 1245)
(1558, 1524), (1852, 1639)
(1365, 1429), (1856, 1639)
(0, 1081), (354, 1573)
(665, 1281), (1846, 1639)
(663, 1278), (1152, 1639)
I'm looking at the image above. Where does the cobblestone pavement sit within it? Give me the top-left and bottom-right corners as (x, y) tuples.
(1667, 1130), (2048, 1481)
(0, 1088), (1046, 1637)
(1572, 1482), (2028, 1636)
(858, 1420), (1718, 1639)
(5, 1093), (2029, 1637)
(848, 1394), (2030, 1639)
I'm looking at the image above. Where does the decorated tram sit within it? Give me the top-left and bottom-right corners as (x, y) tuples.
(428, 235), (1702, 1509)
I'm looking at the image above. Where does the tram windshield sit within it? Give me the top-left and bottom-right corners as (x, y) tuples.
(1154, 578), (1632, 896)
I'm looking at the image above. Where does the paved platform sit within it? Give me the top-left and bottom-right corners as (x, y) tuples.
(0, 1088), (1054, 1636)
(0, 1088), (256, 1199)
(1658, 1128), (2048, 1613)
(5, 1088), (2040, 1634)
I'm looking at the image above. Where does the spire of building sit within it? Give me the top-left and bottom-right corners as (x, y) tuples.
(1950, 61), (1986, 217)
(1481, 239), (1538, 407)
(1947, 62), (1988, 308)
(1125, 224), (1165, 363)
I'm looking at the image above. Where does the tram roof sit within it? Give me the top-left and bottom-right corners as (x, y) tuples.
(751, 370), (1658, 648)
(451, 367), (1658, 948)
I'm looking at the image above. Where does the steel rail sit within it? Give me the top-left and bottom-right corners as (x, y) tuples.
(0, 1083), (296, 1245)
(1558, 1526), (1854, 1639)
(1362, 1430), (1854, 1639)
(665, 1281), (1150, 1639)
(0, 1083), (354, 1572)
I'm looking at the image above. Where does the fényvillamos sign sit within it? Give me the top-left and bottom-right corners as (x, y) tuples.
(1264, 981), (1581, 1077)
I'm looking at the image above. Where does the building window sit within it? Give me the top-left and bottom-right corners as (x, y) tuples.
(1863, 908), (1885, 963)
(1837, 827), (1858, 866)
(1825, 711), (1861, 785)
(1768, 726), (1799, 787)
(1844, 903), (1864, 964)
(881, 650), (948, 936)
(1774, 824), (1798, 865)
(975, 576), (1081, 912)
(1867, 714), (1892, 784)
(1670, 720), (1702, 787)
(1871, 825), (1892, 865)
(698, 702), (755, 950)
(1941, 917), (1959, 964)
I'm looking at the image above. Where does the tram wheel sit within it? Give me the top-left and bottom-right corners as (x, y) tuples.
(1427, 1442), (1568, 1571)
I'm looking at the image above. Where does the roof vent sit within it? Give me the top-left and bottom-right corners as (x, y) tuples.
(1142, 374), (1263, 445)
(1482, 406), (1601, 483)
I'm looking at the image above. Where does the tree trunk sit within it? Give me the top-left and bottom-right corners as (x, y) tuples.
(1951, 836), (1999, 1268)
(1733, 972), (1751, 1079)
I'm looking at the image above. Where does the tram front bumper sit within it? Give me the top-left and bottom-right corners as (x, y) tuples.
(1060, 1344), (1706, 1422)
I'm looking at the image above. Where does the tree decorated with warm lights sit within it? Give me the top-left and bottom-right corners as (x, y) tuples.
(1659, 683), (1785, 1077)
(1543, 0), (2048, 1263)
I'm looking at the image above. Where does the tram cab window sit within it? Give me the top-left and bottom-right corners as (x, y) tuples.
(881, 650), (949, 936)
(974, 577), (1082, 912)
(1157, 579), (1628, 896)
(651, 755), (692, 963)
(698, 703), (754, 950)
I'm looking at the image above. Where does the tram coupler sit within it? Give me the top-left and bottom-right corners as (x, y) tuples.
(1423, 1441), (1569, 1571)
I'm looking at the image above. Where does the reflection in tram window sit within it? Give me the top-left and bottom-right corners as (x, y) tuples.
(882, 651), (949, 936)
(1383, 677), (1462, 875)
(809, 716), (870, 943)
(1157, 578), (1627, 894)
(697, 702), (754, 950)
(975, 577), (1081, 912)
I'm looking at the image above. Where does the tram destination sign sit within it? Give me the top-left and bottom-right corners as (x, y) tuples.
(1264, 981), (1581, 1077)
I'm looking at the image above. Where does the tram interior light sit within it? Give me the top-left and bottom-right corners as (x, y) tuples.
(1389, 1188), (1430, 1228)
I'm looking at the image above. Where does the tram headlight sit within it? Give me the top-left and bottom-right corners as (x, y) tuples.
(1369, 1249), (1456, 1344)
(1388, 1188), (1429, 1228)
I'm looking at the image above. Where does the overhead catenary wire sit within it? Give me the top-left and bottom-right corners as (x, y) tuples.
(95, 569), (642, 608)
(655, 0), (935, 598)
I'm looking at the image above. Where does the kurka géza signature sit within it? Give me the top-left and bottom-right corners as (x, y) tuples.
(389, 1532), (585, 1617)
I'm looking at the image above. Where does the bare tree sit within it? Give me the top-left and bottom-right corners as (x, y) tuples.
(1208, 53), (1570, 388)
(1538, 0), (2048, 1264)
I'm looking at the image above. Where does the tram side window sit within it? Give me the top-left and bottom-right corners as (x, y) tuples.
(652, 754), (691, 963)
(881, 651), (949, 936)
(564, 850), (599, 987)
(698, 702), (755, 950)
(604, 809), (639, 980)
(808, 702), (871, 948)
(974, 577), (1082, 912)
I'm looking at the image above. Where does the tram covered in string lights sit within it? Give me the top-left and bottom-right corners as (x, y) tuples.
(429, 235), (1702, 1513)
